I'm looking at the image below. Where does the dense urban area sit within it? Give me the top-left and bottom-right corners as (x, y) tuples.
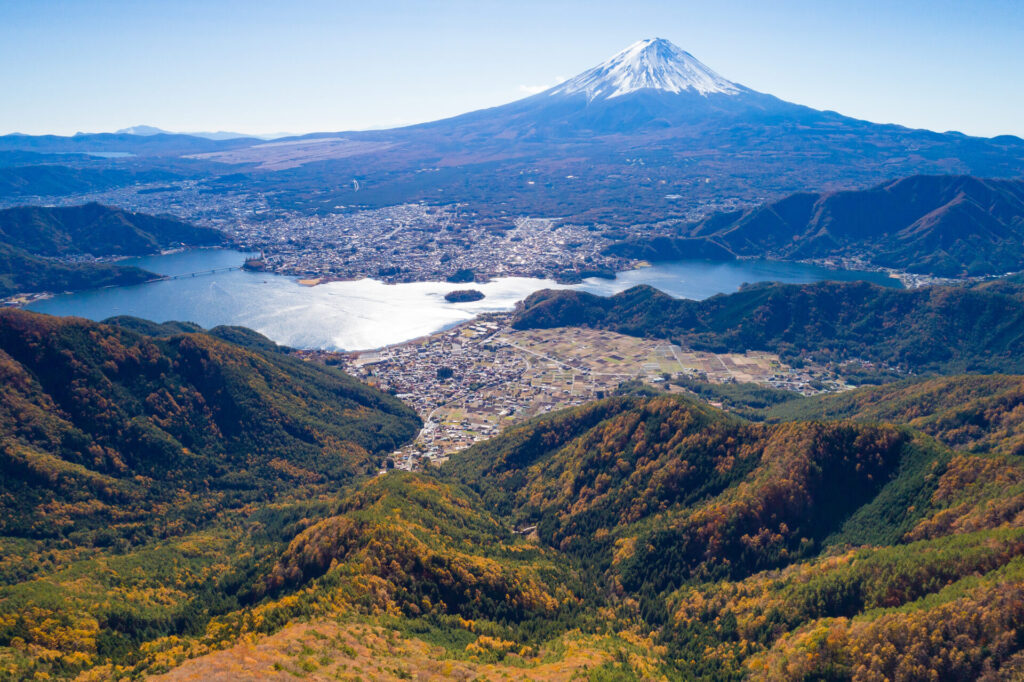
(2, 176), (969, 290)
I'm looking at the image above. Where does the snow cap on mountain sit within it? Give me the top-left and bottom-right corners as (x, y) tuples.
(549, 38), (742, 101)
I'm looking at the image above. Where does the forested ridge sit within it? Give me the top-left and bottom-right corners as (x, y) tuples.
(0, 203), (226, 297)
(445, 393), (1024, 679)
(0, 309), (419, 540)
(0, 242), (154, 298)
(4, 312), (1024, 679)
(768, 374), (1024, 456)
(513, 280), (1024, 374)
(0, 203), (224, 258)
(609, 175), (1024, 277)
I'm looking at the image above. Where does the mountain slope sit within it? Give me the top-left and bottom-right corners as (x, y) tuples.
(0, 164), (179, 198)
(770, 374), (1024, 456)
(0, 242), (153, 298)
(174, 38), (1024, 226)
(512, 280), (1024, 373)
(444, 393), (1024, 679)
(0, 202), (225, 257)
(0, 203), (227, 297)
(6, 364), (1024, 679)
(0, 308), (420, 541)
(660, 174), (1024, 276)
(447, 396), (923, 590)
(263, 473), (577, 627)
(550, 38), (742, 99)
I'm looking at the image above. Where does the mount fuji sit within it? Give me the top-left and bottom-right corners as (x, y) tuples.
(550, 38), (743, 99)
(401, 38), (815, 141)
(3, 38), (1024, 227)
(230, 36), (1020, 222)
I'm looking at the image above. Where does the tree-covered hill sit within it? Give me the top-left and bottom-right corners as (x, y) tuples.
(261, 473), (579, 632)
(0, 203), (228, 297)
(769, 373), (1024, 456)
(609, 175), (1024, 277)
(0, 242), (154, 298)
(5, 314), (1024, 679)
(512, 280), (1024, 374)
(446, 395), (931, 593)
(0, 308), (420, 543)
(443, 393), (1024, 679)
(0, 164), (179, 199)
(0, 203), (224, 258)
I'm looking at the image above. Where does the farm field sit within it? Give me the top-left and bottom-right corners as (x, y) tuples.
(334, 317), (841, 466)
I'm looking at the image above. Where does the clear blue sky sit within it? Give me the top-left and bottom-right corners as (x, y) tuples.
(2, 0), (1022, 138)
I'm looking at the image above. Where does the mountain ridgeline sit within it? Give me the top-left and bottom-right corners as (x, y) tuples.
(444, 393), (1024, 679)
(0, 131), (261, 157)
(3, 310), (1024, 679)
(0, 203), (226, 297)
(512, 280), (1024, 374)
(0, 203), (224, 257)
(608, 174), (1024, 277)
(769, 373), (1024, 456)
(0, 308), (419, 542)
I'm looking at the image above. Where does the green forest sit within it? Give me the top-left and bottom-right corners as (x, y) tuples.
(3, 310), (1024, 679)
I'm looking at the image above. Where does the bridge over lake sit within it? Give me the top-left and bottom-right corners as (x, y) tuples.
(149, 266), (243, 281)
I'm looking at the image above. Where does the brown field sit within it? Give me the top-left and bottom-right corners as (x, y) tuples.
(499, 327), (783, 385)
(151, 619), (664, 681)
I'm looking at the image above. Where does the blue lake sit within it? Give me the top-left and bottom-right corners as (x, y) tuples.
(28, 250), (898, 351)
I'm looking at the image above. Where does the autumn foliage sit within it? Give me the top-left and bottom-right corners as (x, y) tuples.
(5, 310), (1024, 680)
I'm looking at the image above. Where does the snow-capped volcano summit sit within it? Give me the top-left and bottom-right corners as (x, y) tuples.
(401, 37), (800, 139)
(548, 38), (743, 101)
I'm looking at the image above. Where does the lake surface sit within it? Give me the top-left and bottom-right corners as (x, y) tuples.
(28, 249), (898, 351)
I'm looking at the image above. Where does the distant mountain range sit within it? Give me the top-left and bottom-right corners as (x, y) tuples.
(609, 174), (1024, 277)
(0, 163), (180, 198)
(115, 125), (289, 140)
(0, 131), (260, 156)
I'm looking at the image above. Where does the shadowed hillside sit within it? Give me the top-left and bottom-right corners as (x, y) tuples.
(0, 203), (227, 297)
(611, 175), (1024, 277)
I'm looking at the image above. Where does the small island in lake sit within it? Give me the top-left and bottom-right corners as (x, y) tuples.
(444, 289), (485, 303)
